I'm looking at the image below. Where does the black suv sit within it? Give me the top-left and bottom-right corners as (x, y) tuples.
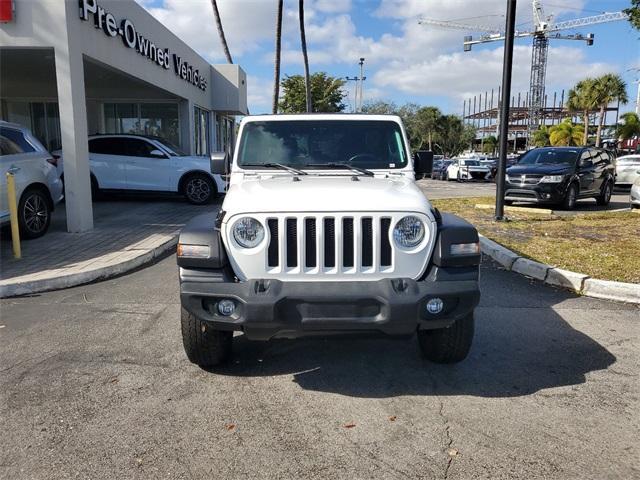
(505, 147), (615, 210)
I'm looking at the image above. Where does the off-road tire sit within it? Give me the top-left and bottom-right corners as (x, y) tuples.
(183, 173), (216, 205)
(181, 308), (232, 367)
(595, 179), (613, 206)
(18, 186), (52, 239)
(417, 312), (474, 364)
(560, 183), (578, 210)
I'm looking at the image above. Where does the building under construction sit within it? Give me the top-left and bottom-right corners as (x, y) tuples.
(463, 88), (621, 152)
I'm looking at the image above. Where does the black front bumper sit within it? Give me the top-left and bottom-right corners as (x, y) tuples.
(180, 267), (480, 341)
(505, 181), (568, 203)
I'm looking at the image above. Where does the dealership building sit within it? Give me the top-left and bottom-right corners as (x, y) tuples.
(0, 0), (247, 232)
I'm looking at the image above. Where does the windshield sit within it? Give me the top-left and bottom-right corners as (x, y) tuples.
(518, 148), (579, 165)
(617, 157), (640, 165)
(461, 160), (480, 166)
(237, 120), (408, 170)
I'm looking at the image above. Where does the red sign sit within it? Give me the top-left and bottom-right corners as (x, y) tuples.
(0, 0), (13, 23)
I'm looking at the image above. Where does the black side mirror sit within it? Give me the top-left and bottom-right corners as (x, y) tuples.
(414, 150), (434, 175)
(210, 152), (229, 175)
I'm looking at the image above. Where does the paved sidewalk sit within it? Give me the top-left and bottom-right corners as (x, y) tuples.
(0, 197), (218, 297)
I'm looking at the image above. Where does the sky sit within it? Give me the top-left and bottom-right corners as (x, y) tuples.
(135, 0), (639, 115)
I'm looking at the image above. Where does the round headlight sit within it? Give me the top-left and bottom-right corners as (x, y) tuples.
(393, 216), (425, 248)
(232, 217), (265, 248)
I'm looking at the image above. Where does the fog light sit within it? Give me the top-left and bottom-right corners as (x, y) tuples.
(217, 299), (235, 316)
(426, 298), (444, 315)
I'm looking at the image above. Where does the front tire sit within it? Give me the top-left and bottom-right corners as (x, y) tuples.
(18, 187), (52, 239)
(181, 308), (232, 367)
(596, 179), (613, 206)
(560, 183), (578, 210)
(417, 312), (474, 364)
(183, 173), (216, 205)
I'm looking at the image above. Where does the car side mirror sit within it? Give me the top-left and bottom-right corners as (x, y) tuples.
(414, 151), (433, 175)
(150, 149), (166, 158)
(210, 152), (229, 175)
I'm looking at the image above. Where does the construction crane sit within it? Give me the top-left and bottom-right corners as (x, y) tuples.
(419, 1), (629, 144)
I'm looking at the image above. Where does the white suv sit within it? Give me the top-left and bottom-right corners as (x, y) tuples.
(0, 121), (63, 239)
(176, 114), (481, 367)
(56, 135), (225, 204)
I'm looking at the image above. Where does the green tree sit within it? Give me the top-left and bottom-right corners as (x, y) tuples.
(278, 73), (346, 113)
(210, 0), (233, 64)
(592, 73), (628, 146)
(361, 100), (398, 115)
(482, 135), (498, 154)
(531, 126), (550, 147)
(549, 119), (584, 146)
(272, 0), (284, 114)
(624, 0), (640, 31)
(435, 115), (476, 157)
(567, 78), (597, 145)
(617, 112), (640, 140)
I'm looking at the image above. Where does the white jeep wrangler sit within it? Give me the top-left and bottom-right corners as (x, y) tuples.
(177, 114), (481, 367)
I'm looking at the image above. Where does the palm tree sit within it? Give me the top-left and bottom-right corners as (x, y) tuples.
(272, 0), (284, 114)
(531, 125), (550, 147)
(592, 73), (628, 146)
(566, 78), (597, 145)
(210, 0), (233, 64)
(298, 0), (312, 112)
(549, 119), (584, 146)
(617, 112), (640, 140)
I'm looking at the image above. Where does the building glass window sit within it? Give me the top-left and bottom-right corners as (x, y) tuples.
(104, 103), (179, 146)
(194, 106), (210, 156)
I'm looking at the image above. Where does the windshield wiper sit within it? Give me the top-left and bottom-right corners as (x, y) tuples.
(242, 163), (307, 175)
(305, 163), (374, 176)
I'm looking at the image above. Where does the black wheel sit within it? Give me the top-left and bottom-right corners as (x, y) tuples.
(18, 187), (52, 239)
(417, 312), (474, 364)
(596, 179), (613, 206)
(560, 183), (578, 210)
(181, 308), (232, 367)
(183, 173), (216, 205)
(504, 200), (513, 206)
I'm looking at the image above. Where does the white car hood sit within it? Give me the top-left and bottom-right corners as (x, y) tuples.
(222, 174), (431, 218)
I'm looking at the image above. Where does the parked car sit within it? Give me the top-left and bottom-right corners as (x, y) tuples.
(631, 175), (640, 209)
(505, 147), (615, 210)
(446, 159), (491, 182)
(614, 154), (640, 187)
(432, 160), (452, 180)
(55, 134), (226, 204)
(176, 114), (481, 367)
(0, 121), (63, 239)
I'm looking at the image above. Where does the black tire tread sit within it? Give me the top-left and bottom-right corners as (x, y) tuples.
(180, 308), (232, 367)
(182, 173), (216, 205)
(417, 313), (474, 364)
(595, 179), (613, 206)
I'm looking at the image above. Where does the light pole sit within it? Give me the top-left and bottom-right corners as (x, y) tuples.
(495, 0), (516, 221)
(346, 58), (367, 112)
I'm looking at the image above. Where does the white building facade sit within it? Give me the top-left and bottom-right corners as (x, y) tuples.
(1, 0), (247, 232)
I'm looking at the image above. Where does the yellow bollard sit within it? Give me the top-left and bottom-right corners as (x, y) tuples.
(6, 171), (21, 259)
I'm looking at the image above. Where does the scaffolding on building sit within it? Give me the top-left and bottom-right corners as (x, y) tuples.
(462, 88), (620, 151)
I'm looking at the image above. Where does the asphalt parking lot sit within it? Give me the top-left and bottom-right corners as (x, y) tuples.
(1, 255), (638, 479)
(417, 178), (632, 211)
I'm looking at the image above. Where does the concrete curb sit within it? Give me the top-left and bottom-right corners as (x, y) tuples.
(0, 234), (178, 298)
(479, 234), (640, 304)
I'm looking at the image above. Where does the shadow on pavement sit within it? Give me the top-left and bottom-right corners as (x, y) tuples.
(213, 264), (616, 398)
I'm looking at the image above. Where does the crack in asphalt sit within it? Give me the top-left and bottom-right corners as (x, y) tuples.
(440, 401), (454, 480)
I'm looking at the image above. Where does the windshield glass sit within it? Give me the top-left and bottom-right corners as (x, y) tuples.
(151, 137), (187, 156)
(617, 157), (640, 165)
(237, 120), (408, 170)
(518, 148), (579, 165)
(461, 160), (480, 166)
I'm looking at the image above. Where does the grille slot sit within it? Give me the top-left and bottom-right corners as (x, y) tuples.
(380, 218), (392, 267)
(286, 218), (297, 268)
(324, 218), (335, 268)
(267, 219), (279, 267)
(305, 218), (317, 268)
(342, 218), (354, 268)
(361, 217), (373, 268)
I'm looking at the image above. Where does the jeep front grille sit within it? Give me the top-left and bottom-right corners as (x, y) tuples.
(268, 215), (393, 272)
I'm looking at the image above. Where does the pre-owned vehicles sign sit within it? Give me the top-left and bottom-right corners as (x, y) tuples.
(79, 0), (207, 91)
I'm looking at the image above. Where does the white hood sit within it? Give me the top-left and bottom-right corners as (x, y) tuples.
(222, 174), (431, 218)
